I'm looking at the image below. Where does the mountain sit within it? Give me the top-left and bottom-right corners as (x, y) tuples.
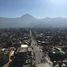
(0, 14), (67, 28)
(20, 14), (36, 20)
(32, 17), (67, 28)
(0, 14), (37, 28)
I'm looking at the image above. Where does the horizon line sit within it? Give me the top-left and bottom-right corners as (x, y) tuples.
(0, 13), (67, 19)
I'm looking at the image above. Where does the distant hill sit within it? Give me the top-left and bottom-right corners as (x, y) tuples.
(0, 14), (67, 28)
(33, 17), (67, 28)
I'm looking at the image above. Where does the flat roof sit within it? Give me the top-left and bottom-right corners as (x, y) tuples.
(21, 44), (28, 48)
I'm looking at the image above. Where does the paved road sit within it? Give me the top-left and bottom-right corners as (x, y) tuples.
(2, 62), (10, 67)
(30, 30), (52, 67)
(37, 63), (51, 67)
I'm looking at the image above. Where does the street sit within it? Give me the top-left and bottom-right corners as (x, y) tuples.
(30, 30), (52, 67)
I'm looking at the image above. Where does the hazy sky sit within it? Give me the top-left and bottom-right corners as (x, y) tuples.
(0, 0), (67, 18)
